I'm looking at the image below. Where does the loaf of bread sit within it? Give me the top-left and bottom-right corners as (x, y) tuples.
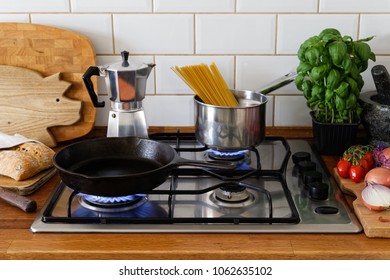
(0, 142), (55, 181)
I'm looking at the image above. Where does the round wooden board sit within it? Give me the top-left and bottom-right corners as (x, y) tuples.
(0, 22), (96, 143)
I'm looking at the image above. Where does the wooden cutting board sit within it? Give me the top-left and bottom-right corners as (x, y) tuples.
(0, 65), (82, 146)
(333, 168), (390, 238)
(0, 22), (96, 144)
(0, 167), (56, 195)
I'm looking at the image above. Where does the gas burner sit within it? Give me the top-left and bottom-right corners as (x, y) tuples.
(79, 194), (147, 213)
(210, 184), (256, 208)
(207, 149), (249, 161)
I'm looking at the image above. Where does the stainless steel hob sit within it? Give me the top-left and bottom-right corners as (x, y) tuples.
(31, 133), (362, 233)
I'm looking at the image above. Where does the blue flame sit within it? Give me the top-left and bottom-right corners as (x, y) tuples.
(82, 194), (145, 205)
(209, 149), (248, 158)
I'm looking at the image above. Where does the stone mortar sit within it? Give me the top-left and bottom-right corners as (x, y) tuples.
(359, 90), (390, 147)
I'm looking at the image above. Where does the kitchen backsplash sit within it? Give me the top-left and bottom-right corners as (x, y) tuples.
(1, 0), (390, 127)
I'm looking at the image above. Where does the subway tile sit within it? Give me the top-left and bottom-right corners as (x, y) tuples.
(71, 0), (152, 12)
(236, 56), (300, 94)
(277, 14), (358, 54)
(31, 14), (113, 54)
(154, 0), (234, 12)
(96, 55), (155, 95)
(0, 14), (30, 22)
(274, 96), (311, 126)
(155, 56), (234, 94)
(196, 14), (276, 54)
(0, 0), (69, 12)
(237, 0), (317, 12)
(360, 15), (390, 54)
(320, 0), (390, 12)
(113, 14), (194, 54)
(143, 95), (195, 126)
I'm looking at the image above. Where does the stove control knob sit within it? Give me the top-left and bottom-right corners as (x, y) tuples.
(315, 206), (339, 215)
(297, 160), (316, 174)
(303, 170), (323, 189)
(308, 182), (329, 200)
(292, 152), (311, 164)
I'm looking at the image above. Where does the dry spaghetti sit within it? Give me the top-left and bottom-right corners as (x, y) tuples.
(171, 62), (239, 107)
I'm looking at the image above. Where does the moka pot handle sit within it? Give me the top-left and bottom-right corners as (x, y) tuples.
(82, 66), (105, 108)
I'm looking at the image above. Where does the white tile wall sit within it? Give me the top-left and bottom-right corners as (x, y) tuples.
(236, 56), (300, 93)
(320, 0), (390, 12)
(237, 0), (318, 12)
(154, 0), (235, 12)
(0, 0), (69, 12)
(196, 14), (276, 54)
(1, 0), (390, 128)
(274, 96), (311, 126)
(360, 15), (390, 54)
(0, 14), (29, 22)
(113, 14), (194, 54)
(71, 0), (152, 12)
(277, 14), (359, 54)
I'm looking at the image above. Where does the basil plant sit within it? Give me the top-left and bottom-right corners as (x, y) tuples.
(295, 28), (376, 123)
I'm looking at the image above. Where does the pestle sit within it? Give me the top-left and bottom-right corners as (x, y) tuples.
(371, 65), (390, 105)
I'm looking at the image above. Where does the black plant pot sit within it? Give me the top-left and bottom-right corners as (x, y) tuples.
(310, 112), (359, 155)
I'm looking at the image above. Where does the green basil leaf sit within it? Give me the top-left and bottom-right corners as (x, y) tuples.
(357, 36), (374, 42)
(335, 95), (346, 113)
(369, 52), (376, 62)
(328, 41), (347, 66)
(341, 55), (353, 74)
(305, 47), (321, 66)
(346, 77), (358, 93)
(311, 84), (325, 100)
(354, 41), (371, 62)
(325, 88), (334, 102)
(310, 64), (328, 82)
(346, 93), (357, 110)
(302, 80), (312, 99)
(319, 28), (341, 39)
(335, 81), (349, 98)
(326, 69), (341, 90)
(295, 73), (305, 91)
(355, 75), (364, 91)
(297, 62), (312, 74)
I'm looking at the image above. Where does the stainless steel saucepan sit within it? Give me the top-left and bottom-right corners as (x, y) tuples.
(194, 72), (297, 150)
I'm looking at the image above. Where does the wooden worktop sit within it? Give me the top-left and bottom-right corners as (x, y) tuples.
(1, 127), (390, 260)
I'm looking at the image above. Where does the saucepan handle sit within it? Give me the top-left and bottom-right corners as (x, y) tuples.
(256, 72), (298, 95)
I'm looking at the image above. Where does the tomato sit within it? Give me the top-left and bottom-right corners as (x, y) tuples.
(363, 152), (374, 169)
(349, 165), (365, 183)
(337, 159), (351, 178)
(358, 158), (370, 172)
(343, 153), (352, 161)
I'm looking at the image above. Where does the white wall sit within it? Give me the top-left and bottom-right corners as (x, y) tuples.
(0, 0), (388, 127)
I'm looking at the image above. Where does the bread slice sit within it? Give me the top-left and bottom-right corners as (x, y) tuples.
(0, 142), (55, 181)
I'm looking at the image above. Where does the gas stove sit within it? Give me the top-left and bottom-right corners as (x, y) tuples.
(31, 132), (361, 233)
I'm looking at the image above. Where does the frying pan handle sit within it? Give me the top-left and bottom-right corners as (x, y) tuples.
(0, 188), (37, 213)
(173, 158), (236, 169)
(82, 66), (105, 108)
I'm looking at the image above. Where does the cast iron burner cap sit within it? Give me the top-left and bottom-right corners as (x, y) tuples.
(79, 194), (147, 213)
(210, 183), (255, 208)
